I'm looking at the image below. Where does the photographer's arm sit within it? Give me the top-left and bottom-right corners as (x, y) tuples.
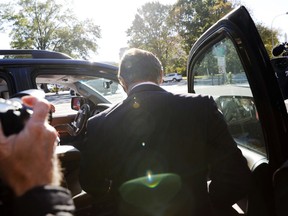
(0, 96), (74, 215)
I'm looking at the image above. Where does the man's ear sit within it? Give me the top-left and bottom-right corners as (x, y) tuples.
(157, 71), (164, 84)
(157, 77), (163, 85)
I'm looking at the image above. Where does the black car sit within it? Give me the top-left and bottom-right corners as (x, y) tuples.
(0, 5), (288, 216)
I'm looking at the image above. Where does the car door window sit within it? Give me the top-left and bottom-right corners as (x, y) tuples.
(192, 37), (266, 156)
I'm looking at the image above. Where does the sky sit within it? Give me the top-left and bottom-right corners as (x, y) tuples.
(72, 0), (176, 62)
(240, 0), (288, 41)
(0, 0), (288, 62)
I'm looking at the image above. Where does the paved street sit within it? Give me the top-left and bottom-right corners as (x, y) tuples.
(161, 80), (188, 94)
(45, 91), (71, 105)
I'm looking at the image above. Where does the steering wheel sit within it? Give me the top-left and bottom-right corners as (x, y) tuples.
(70, 104), (90, 136)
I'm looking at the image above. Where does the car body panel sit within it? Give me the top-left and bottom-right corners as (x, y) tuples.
(163, 72), (183, 82)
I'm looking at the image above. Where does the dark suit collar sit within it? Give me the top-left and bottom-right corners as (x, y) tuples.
(128, 84), (166, 96)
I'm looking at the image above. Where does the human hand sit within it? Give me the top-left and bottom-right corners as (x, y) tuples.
(50, 103), (56, 113)
(0, 96), (61, 196)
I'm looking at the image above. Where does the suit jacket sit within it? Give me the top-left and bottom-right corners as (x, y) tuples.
(80, 84), (251, 216)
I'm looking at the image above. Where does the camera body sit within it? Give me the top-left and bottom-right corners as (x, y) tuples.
(0, 98), (31, 136)
(272, 42), (288, 57)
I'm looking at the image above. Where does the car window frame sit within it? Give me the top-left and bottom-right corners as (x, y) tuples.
(0, 72), (17, 98)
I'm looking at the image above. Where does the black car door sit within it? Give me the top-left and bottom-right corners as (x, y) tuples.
(187, 6), (288, 216)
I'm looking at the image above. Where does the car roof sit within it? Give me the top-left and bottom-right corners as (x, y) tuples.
(0, 49), (72, 59)
(0, 49), (117, 69)
(0, 49), (120, 95)
(0, 49), (119, 78)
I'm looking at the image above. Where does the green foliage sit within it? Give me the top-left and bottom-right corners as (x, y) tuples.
(127, 0), (236, 75)
(194, 50), (218, 76)
(194, 38), (244, 86)
(171, 0), (234, 54)
(127, 2), (186, 72)
(127, 0), (280, 75)
(0, 0), (101, 59)
(227, 41), (243, 76)
(256, 23), (280, 58)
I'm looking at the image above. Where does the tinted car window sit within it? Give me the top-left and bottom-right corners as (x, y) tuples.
(192, 37), (266, 156)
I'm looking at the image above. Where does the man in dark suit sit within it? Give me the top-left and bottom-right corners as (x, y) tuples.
(80, 48), (251, 216)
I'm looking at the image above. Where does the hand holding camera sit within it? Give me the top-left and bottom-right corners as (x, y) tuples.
(0, 91), (60, 196)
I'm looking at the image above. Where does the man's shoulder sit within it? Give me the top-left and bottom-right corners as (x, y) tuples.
(88, 102), (122, 123)
(172, 92), (213, 102)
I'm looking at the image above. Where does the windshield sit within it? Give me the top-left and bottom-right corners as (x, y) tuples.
(81, 78), (126, 104)
(36, 75), (127, 116)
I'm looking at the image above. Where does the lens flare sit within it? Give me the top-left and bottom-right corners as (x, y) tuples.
(144, 170), (160, 188)
(119, 172), (182, 209)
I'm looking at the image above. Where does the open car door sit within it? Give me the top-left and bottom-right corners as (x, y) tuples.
(187, 6), (288, 216)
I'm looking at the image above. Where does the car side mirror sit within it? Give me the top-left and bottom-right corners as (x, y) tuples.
(71, 96), (86, 111)
(103, 81), (113, 89)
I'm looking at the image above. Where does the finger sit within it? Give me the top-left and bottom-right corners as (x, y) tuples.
(22, 95), (53, 116)
(22, 95), (52, 110)
(21, 95), (37, 107)
(23, 96), (50, 124)
(0, 122), (12, 160)
(0, 122), (6, 140)
(49, 104), (56, 113)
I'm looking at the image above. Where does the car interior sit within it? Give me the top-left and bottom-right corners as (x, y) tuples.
(35, 73), (126, 214)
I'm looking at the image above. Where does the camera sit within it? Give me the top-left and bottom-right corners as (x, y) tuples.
(0, 98), (31, 136)
(0, 89), (47, 136)
(272, 42), (288, 57)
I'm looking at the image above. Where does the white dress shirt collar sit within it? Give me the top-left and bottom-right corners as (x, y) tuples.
(128, 81), (158, 93)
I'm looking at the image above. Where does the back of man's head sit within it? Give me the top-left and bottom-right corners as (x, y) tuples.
(118, 48), (163, 87)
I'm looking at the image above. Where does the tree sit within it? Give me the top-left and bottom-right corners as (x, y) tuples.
(170, 0), (234, 54)
(243, 5), (281, 58)
(0, 0), (101, 59)
(256, 23), (280, 58)
(127, 2), (186, 72)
